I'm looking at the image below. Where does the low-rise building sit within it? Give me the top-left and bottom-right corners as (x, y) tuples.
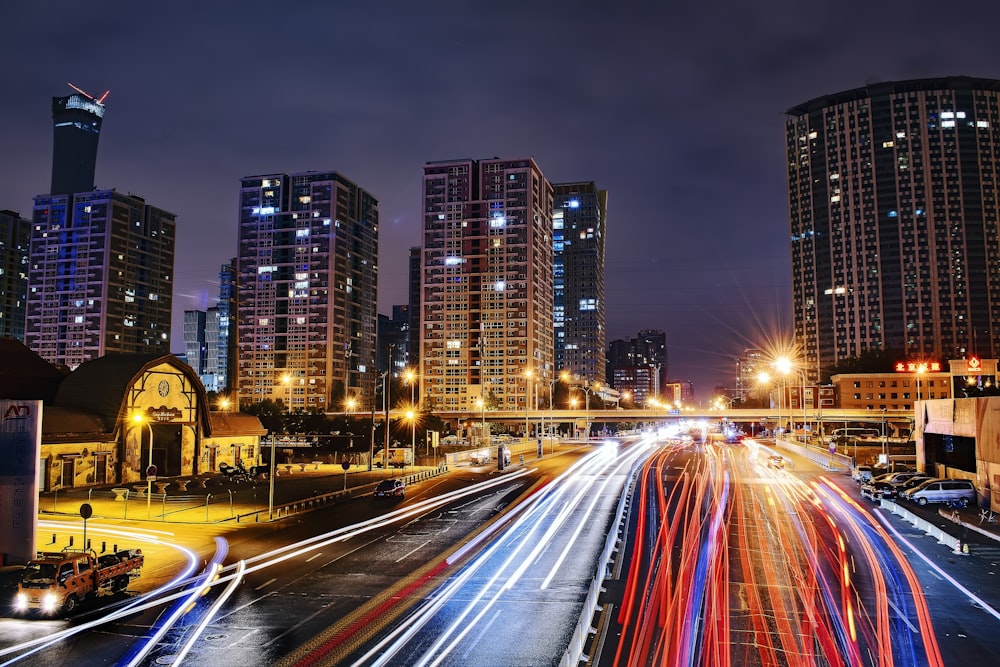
(1, 338), (265, 490)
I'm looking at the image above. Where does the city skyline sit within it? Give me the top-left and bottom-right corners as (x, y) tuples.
(3, 2), (1000, 395)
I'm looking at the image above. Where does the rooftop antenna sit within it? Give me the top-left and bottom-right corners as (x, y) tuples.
(67, 82), (110, 104)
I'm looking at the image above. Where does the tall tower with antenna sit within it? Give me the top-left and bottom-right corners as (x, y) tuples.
(50, 83), (108, 196)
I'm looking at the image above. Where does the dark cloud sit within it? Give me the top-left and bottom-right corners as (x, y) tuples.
(3, 1), (1000, 398)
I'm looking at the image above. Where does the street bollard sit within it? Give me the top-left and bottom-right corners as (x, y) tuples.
(101, 541), (106, 553)
(206, 494), (212, 522)
(68, 536), (73, 547)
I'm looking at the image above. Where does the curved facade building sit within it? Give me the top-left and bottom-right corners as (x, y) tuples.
(786, 76), (1000, 382)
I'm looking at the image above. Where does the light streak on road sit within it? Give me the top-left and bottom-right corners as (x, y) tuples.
(610, 441), (946, 666)
(0, 521), (207, 666)
(172, 559), (246, 665)
(0, 471), (534, 665)
(340, 437), (656, 667)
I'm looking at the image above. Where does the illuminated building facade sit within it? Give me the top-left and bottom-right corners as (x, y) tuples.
(787, 77), (1000, 382)
(236, 172), (378, 411)
(0, 210), (30, 340)
(27, 190), (176, 368)
(553, 182), (607, 385)
(420, 157), (554, 411)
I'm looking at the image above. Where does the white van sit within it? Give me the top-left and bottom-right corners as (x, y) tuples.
(902, 479), (976, 507)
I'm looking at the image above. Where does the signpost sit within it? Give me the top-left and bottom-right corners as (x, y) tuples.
(341, 460), (351, 491)
(80, 503), (92, 552)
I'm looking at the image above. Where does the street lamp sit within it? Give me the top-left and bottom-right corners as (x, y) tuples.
(523, 368), (533, 443)
(758, 371), (777, 438)
(281, 373), (292, 418)
(775, 356), (807, 442)
(345, 396), (357, 414)
(916, 363), (928, 403)
(404, 368), (417, 455)
(132, 414), (154, 519)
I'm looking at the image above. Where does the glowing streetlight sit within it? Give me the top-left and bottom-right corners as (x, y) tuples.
(404, 368), (417, 455)
(218, 397), (231, 412)
(916, 363), (928, 402)
(345, 396), (357, 414)
(281, 374), (292, 416)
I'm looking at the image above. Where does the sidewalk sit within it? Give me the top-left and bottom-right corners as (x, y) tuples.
(936, 504), (1000, 546)
(39, 462), (445, 525)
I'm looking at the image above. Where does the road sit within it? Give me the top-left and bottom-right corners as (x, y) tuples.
(0, 454), (587, 665)
(332, 438), (649, 666)
(596, 436), (1000, 666)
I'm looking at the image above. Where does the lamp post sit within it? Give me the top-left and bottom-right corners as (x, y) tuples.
(524, 368), (533, 444)
(916, 363), (927, 403)
(881, 407), (888, 465)
(369, 370), (384, 473)
(758, 371), (776, 439)
(383, 368), (390, 471)
(132, 414), (154, 519)
(404, 368), (417, 456)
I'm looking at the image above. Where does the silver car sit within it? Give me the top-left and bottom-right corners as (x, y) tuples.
(902, 479), (976, 506)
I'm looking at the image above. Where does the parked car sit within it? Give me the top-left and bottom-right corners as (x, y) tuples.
(901, 479), (976, 506)
(373, 478), (406, 498)
(860, 480), (897, 501)
(767, 455), (784, 469)
(871, 471), (921, 487)
(892, 475), (936, 493)
(852, 465), (874, 483)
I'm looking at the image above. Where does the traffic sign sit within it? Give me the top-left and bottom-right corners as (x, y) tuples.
(146, 464), (157, 481)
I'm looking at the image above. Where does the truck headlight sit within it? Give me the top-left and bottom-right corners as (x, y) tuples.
(14, 593), (27, 611)
(42, 592), (58, 613)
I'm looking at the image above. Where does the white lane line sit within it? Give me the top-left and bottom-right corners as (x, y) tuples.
(397, 539), (431, 563)
(254, 578), (277, 591)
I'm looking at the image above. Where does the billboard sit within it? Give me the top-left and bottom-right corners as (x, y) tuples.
(0, 400), (42, 565)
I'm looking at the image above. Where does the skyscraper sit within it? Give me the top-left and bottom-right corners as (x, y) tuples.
(236, 172), (378, 411)
(181, 260), (237, 394)
(420, 157), (554, 411)
(787, 77), (1000, 379)
(27, 190), (176, 367)
(553, 182), (607, 384)
(183, 309), (207, 374)
(0, 210), (30, 341)
(50, 85), (107, 196)
(606, 329), (668, 405)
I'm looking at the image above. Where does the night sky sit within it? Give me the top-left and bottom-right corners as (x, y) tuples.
(3, 1), (998, 400)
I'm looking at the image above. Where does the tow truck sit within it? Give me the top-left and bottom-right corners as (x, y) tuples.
(14, 548), (144, 615)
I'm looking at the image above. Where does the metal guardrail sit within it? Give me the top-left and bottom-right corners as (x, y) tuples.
(233, 466), (451, 524)
(561, 451), (644, 666)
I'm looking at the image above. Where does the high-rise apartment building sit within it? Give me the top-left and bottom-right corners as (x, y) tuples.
(50, 86), (107, 196)
(27, 190), (176, 367)
(606, 330), (668, 404)
(182, 260), (237, 394)
(236, 172), (378, 411)
(553, 182), (607, 385)
(183, 309), (207, 374)
(787, 76), (1000, 379)
(736, 348), (764, 399)
(420, 157), (554, 411)
(0, 210), (30, 341)
(407, 246), (421, 367)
